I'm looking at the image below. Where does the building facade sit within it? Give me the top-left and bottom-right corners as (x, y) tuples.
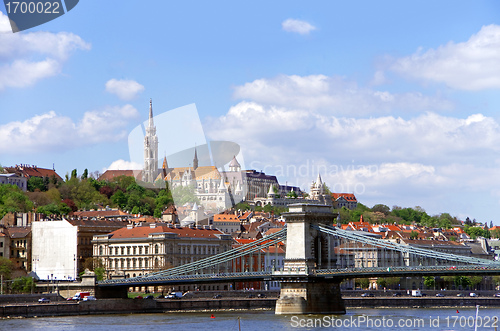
(0, 173), (28, 192)
(31, 219), (125, 280)
(92, 223), (233, 281)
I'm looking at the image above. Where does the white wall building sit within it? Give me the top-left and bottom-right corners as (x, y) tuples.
(0, 173), (27, 192)
(32, 220), (77, 281)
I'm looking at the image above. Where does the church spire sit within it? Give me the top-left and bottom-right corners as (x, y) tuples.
(193, 145), (199, 170)
(148, 99), (154, 127)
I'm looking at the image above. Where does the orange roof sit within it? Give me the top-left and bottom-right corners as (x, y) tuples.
(332, 193), (357, 201)
(99, 170), (142, 181)
(108, 224), (224, 240)
(213, 214), (240, 223)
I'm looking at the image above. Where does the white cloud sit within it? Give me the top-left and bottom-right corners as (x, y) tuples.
(0, 105), (139, 153)
(105, 159), (143, 171)
(388, 24), (500, 90)
(206, 98), (500, 217)
(282, 18), (316, 35)
(233, 74), (453, 116)
(105, 79), (145, 100)
(0, 12), (90, 91)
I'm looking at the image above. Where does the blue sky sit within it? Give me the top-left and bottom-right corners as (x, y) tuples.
(1, 1), (500, 224)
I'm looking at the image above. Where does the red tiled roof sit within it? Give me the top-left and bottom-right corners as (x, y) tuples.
(99, 170), (142, 181)
(108, 224), (224, 239)
(214, 214), (240, 223)
(332, 193), (357, 201)
(5, 165), (63, 181)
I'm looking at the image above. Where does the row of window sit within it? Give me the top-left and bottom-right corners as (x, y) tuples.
(99, 244), (222, 256)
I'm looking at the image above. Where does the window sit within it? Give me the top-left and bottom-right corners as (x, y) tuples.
(127, 247), (130, 255)
(121, 247), (125, 255)
(145, 246), (149, 254)
(139, 246), (142, 255)
(133, 247), (136, 255)
(155, 245), (159, 254)
(99, 246), (103, 256)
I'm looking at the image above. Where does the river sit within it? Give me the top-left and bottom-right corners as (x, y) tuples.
(2, 307), (500, 330)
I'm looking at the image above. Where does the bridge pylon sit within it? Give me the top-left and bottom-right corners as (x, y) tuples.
(275, 203), (345, 315)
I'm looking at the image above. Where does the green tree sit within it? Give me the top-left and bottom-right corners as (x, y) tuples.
(0, 257), (13, 280)
(468, 276), (483, 290)
(94, 267), (105, 281)
(71, 169), (78, 180)
(454, 275), (471, 289)
(27, 176), (47, 192)
(11, 276), (34, 293)
(356, 278), (370, 289)
(37, 203), (62, 216)
(376, 278), (387, 288)
(409, 231), (419, 240)
(111, 190), (127, 209)
(0, 185), (34, 219)
(81, 169), (88, 180)
(371, 204), (390, 216)
(423, 276), (435, 289)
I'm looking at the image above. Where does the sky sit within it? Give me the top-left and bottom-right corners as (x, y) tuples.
(1, 1), (500, 224)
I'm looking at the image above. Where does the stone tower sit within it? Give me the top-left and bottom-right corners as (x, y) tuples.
(275, 204), (345, 315)
(142, 99), (159, 183)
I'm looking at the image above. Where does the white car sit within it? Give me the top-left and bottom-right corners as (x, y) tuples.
(470, 293), (477, 297)
(83, 296), (96, 301)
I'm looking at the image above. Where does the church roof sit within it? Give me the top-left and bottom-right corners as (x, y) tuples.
(165, 166), (221, 181)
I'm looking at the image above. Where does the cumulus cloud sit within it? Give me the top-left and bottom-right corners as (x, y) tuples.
(206, 97), (500, 216)
(282, 18), (316, 35)
(105, 79), (145, 100)
(105, 159), (143, 171)
(0, 12), (90, 91)
(388, 24), (500, 90)
(233, 74), (453, 116)
(0, 105), (139, 153)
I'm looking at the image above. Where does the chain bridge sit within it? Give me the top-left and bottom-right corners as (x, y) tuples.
(96, 204), (500, 314)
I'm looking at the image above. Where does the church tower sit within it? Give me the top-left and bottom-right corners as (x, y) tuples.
(142, 99), (159, 183)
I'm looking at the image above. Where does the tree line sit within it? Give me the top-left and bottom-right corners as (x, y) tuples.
(0, 168), (174, 219)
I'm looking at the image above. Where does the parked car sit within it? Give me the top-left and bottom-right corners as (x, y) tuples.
(361, 293), (374, 297)
(257, 293), (266, 298)
(493, 293), (500, 297)
(83, 296), (96, 301)
(38, 298), (50, 303)
(248, 294), (255, 298)
(392, 292), (402, 297)
(435, 293), (445, 297)
(213, 294), (222, 299)
(144, 295), (154, 299)
(470, 293), (478, 297)
(457, 293), (464, 297)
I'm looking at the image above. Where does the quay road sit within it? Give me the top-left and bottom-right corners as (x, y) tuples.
(2, 292), (500, 318)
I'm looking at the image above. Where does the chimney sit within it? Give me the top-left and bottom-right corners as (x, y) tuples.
(127, 223), (133, 229)
(149, 223), (156, 228)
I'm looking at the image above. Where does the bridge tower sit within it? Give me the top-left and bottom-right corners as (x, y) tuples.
(275, 203), (345, 315)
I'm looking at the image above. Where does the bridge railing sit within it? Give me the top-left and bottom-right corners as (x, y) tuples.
(315, 224), (500, 267)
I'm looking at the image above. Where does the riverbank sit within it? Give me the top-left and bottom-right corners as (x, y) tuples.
(3, 296), (500, 319)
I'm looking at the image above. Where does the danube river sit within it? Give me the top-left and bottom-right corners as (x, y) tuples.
(2, 307), (499, 330)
